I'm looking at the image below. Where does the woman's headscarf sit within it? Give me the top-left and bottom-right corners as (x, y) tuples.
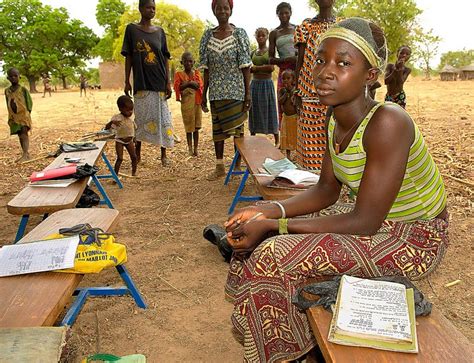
(212, 0), (234, 11)
(319, 17), (388, 72)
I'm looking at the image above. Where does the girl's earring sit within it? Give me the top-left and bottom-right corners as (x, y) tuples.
(365, 85), (369, 99)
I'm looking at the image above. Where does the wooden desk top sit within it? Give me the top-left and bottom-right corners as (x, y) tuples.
(0, 208), (119, 327)
(235, 136), (302, 201)
(307, 305), (473, 363)
(7, 141), (106, 216)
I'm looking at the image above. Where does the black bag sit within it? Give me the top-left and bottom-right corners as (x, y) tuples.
(76, 186), (100, 208)
(60, 142), (98, 153)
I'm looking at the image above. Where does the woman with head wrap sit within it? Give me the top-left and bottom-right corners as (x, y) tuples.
(199, 0), (252, 180)
(222, 18), (448, 362)
(122, 0), (174, 166)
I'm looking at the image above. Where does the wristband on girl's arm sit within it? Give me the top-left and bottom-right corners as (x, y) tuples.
(278, 218), (289, 235)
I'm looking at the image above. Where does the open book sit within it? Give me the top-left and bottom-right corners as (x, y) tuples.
(269, 169), (320, 189)
(328, 275), (418, 353)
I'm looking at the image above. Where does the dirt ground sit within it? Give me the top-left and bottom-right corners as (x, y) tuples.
(0, 78), (472, 362)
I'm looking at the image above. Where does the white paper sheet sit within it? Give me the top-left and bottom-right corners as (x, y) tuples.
(0, 236), (80, 277)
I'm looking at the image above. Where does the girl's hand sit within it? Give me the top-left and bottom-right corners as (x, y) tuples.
(165, 83), (172, 99)
(201, 97), (209, 113)
(228, 219), (270, 257)
(294, 94), (302, 115)
(243, 95), (251, 112)
(225, 206), (265, 233)
(124, 81), (132, 97)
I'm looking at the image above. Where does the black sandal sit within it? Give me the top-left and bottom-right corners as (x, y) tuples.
(203, 224), (233, 262)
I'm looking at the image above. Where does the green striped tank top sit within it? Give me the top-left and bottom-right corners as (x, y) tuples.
(328, 103), (446, 222)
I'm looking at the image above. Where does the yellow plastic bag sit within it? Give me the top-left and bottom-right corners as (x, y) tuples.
(47, 224), (127, 274)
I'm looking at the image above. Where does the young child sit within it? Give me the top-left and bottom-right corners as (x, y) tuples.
(384, 45), (412, 108)
(105, 95), (138, 176)
(173, 52), (203, 156)
(5, 68), (33, 162)
(278, 69), (297, 159)
(42, 73), (52, 98)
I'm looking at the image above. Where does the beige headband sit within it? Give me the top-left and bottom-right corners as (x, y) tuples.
(319, 26), (385, 70)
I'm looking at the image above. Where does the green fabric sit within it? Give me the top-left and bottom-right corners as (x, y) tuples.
(328, 103), (446, 222)
(22, 86), (33, 112)
(251, 50), (270, 66)
(86, 353), (146, 362)
(9, 122), (23, 135)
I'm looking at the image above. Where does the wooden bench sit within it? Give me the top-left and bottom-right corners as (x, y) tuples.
(0, 208), (146, 328)
(7, 141), (119, 242)
(307, 304), (473, 362)
(226, 136), (302, 213)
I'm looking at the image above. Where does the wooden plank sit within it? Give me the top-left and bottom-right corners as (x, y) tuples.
(7, 141), (106, 216)
(234, 136), (302, 200)
(0, 208), (119, 328)
(307, 305), (474, 363)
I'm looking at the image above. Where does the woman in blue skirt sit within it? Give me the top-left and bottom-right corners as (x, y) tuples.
(249, 28), (279, 145)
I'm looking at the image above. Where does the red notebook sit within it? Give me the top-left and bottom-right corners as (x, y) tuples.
(30, 165), (77, 182)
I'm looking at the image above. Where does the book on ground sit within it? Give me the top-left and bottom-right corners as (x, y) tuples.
(328, 275), (418, 353)
(269, 169), (320, 189)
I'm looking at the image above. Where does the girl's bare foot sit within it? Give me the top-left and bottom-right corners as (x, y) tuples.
(161, 158), (171, 167)
(16, 153), (31, 163)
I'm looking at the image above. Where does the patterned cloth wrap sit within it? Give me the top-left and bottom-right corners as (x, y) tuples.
(385, 90), (407, 108)
(294, 18), (339, 171)
(225, 203), (448, 362)
(133, 91), (174, 148)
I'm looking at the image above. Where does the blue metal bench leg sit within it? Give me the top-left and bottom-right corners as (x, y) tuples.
(224, 150), (245, 185)
(96, 152), (123, 189)
(60, 265), (146, 326)
(14, 215), (30, 243)
(116, 265), (147, 308)
(91, 174), (114, 209)
(228, 169), (263, 214)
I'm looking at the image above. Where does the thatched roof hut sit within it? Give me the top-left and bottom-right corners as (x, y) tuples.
(440, 65), (458, 81)
(459, 64), (474, 80)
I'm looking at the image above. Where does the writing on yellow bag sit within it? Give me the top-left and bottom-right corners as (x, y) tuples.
(46, 224), (127, 274)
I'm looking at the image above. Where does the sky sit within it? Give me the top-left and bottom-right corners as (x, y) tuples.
(40, 0), (474, 68)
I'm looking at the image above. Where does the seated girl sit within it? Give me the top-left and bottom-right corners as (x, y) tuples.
(222, 18), (448, 363)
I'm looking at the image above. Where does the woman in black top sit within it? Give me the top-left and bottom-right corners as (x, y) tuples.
(122, 0), (174, 166)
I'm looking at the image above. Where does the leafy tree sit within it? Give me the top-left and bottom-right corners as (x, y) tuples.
(438, 49), (474, 70)
(308, 0), (422, 61)
(94, 0), (126, 61)
(413, 27), (441, 79)
(112, 2), (205, 70)
(0, 0), (98, 92)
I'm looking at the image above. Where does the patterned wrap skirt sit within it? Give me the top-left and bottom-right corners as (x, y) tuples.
(210, 100), (246, 142)
(134, 91), (174, 148)
(225, 203), (449, 363)
(249, 79), (279, 135)
(296, 98), (328, 171)
(280, 113), (297, 151)
(180, 88), (202, 133)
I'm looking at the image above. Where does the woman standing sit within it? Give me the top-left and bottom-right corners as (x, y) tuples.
(122, 0), (174, 166)
(249, 28), (279, 145)
(294, 0), (337, 171)
(199, 0), (252, 180)
(269, 2), (297, 123)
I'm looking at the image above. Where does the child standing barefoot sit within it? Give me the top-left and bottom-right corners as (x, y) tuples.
(5, 68), (32, 162)
(384, 45), (412, 108)
(174, 52), (203, 156)
(278, 69), (297, 159)
(105, 96), (138, 176)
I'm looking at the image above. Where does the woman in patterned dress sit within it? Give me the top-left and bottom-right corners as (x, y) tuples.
(223, 18), (448, 362)
(199, 0), (252, 180)
(294, 0), (337, 171)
